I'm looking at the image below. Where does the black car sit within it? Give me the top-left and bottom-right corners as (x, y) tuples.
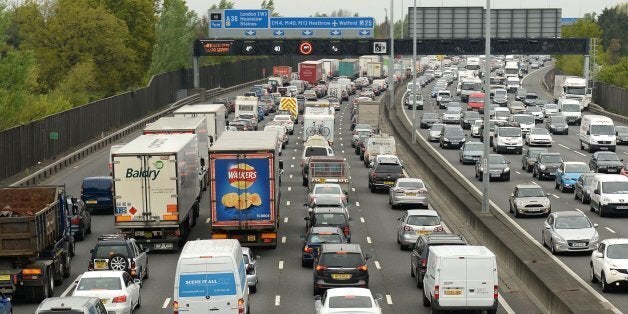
(305, 207), (351, 242)
(616, 126), (628, 145)
(420, 113), (440, 129)
(521, 147), (549, 172)
(533, 152), (564, 180)
(545, 114), (569, 135)
(313, 243), (370, 295)
(410, 234), (467, 287)
(368, 161), (406, 192)
(439, 125), (466, 149)
(66, 197), (91, 241)
(475, 154), (511, 181)
(301, 226), (347, 267)
(589, 151), (623, 173)
(460, 111), (481, 130)
(574, 173), (596, 204)
(89, 234), (149, 280)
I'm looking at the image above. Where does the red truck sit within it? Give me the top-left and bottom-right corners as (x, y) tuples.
(299, 61), (323, 85)
(273, 66), (292, 85)
(468, 92), (486, 113)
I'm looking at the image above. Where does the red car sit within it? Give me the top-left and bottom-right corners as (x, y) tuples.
(468, 92), (486, 113)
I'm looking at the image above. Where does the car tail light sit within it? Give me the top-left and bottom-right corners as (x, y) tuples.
(238, 298), (245, 314)
(304, 246), (313, 253)
(88, 261), (94, 270)
(421, 258), (427, 267)
(418, 188), (428, 194)
(131, 260), (136, 276)
(316, 265), (328, 271)
(357, 265), (368, 271)
(71, 217), (81, 225)
(434, 285), (440, 300)
(343, 226), (350, 235)
(403, 225), (413, 232)
(112, 295), (127, 303)
(173, 301), (178, 314)
(494, 285), (499, 300)
(433, 226), (444, 232)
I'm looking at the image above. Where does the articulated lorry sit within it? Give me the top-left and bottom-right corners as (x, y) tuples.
(339, 59), (359, 79)
(0, 186), (73, 302)
(208, 131), (281, 248)
(553, 75), (591, 110)
(299, 61), (324, 84)
(356, 100), (380, 130)
(320, 59), (339, 78)
(112, 134), (200, 251)
(173, 103), (226, 143)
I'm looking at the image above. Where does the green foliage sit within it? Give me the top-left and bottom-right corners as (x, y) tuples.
(554, 15), (601, 75)
(261, 0), (279, 17)
(597, 3), (628, 56)
(597, 56), (628, 89)
(210, 0), (234, 9)
(0, 49), (38, 130)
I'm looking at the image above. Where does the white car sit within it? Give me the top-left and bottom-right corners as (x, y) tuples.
(471, 120), (483, 138)
(273, 115), (294, 134)
(542, 211), (599, 254)
(314, 288), (382, 314)
(307, 183), (347, 207)
(590, 238), (628, 292)
(441, 108), (462, 124)
(264, 124), (288, 148)
(428, 123), (445, 142)
(72, 270), (141, 314)
(543, 103), (559, 118)
(526, 127), (553, 146)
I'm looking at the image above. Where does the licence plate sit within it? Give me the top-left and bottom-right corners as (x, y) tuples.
(601, 147), (609, 150)
(155, 243), (174, 250)
(384, 181), (395, 185)
(507, 147), (515, 149)
(86, 200), (97, 204)
(331, 274), (352, 280)
(0, 275), (10, 281)
(406, 193), (417, 196)
(416, 230), (430, 235)
(573, 243), (587, 247)
(100, 299), (108, 304)
(490, 173), (500, 177)
(617, 206), (628, 209)
(94, 260), (108, 270)
(247, 235), (256, 242)
(444, 289), (463, 295)
(608, 168), (616, 172)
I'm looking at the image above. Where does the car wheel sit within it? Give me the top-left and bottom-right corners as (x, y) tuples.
(504, 175), (510, 182)
(513, 206), (520, 218)
(598, 206), (606, 217)
(144, 263), (149, 279)
(478, 173), (483, 181)
(76, 227), (85, 241)
(136, 290), (142, 309)
(250, 284), (257, 293)
(532, 169), (537, 178)
(575, 191), (580, 200)
(555, 181), (559, 190)
(527, 165), (532, 173)
(422, 291), (430, 306)
(550, 240), (557, 255)
(313, 285), (322, 296)
(590, 263), (599, 283)
(541, 232), (546, 247)
(601, 273), (610, 292)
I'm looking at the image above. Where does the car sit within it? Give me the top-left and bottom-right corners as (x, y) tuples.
(546, 114), (569, 135)
(526, 127), (553, 147)
(273, 115), (295, 134)
(533, 152), (564, 180)
(523, 92), (540, 106)
(368, 158), (406, 192)
(554, 161), (590, 193)
(312, 243), (370, 295)
(616, 126), (628, 145)
(493, 107), (511, 121)
(492, 89), (508, 106)
(410, 234), (467, 288)
(420, 113), (440, 129)
(242, 247), (259, 293)
(328, 97), (340, 111)
(88, 234), (149, 280)
(590, 151), (623, 174)
(510, 114), (535, 135)
(590, 238), (628, 292)
(301, 227), (348, 267)
(428, 123), (444, 142)
(542, 211), (599, 254)
(515, 88), (528, 101)
(308, 195), (352, 220)
(314, 288), (382, 314)
(354, 133), (370, 155)
(543, 103), (559, 118)
(508, 183), (551, 217)
(574, 173), (596, 204)
(621, 165), (628, 177)
(304, 90), (318, 100)
(389, 178), (429, 209)
(475, 153), (510, 181)
(35, 297), (108, 314)
(460, 111), (481, 130)
(521, 147), (548, 172)
(459, 141), (484, 165)
(439, 125), (466, 149)
(72, 270), (141, 314)
(80, 176), (114, 213)
(308, 184), (347, 207)
(441, 108), (462, 124)
(351, 129), (371, 148)
(396, 209), (444, 250)
(470, 120), (483, 137)
(492, 126), (522, 154)
(437, 95), (454, 109)
(405, 92), (424, 110)
(238, 113), (258, 129)
(229, 119), (253, 131)
(0, 292), (11, 314)
(306, 207), (351, 242)
(67, 196), (92, 240)
(508, 100), (527, 115)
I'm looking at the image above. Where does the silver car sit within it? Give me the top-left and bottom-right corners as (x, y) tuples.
(389, 178), (429, 209)
(396, 209), (444, 250)
(441, 108), (462, 124)
(428, 123), (444, 142)
(542, 211), (599, 254)
(242, 247), (259, 293)
(508, 183), (551, 217)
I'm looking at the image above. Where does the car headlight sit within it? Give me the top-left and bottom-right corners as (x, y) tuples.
(601, 196), (611, 204)
(504, 167), (510, 173)
(539, 165), (546, 170)
(591, 233), (599, 243)
(515, 199), (525, 207)
(443, 138), (450, 142)
(550, 124), (555, 128)
(554, 235), (567, 243)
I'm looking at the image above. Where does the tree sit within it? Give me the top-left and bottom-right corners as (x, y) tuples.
(597, 3), (628, 56)
(554, 14), (601, 76)
(210, 0), (234, 9)
(148, 0), (197, 76)
(261, 0), (279, 17)
(597, 57), (628, 88)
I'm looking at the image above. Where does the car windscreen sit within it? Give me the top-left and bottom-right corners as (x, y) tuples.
(518, 188), (545, 197)
(550, 116), (567, 123)
(83, 179), (111, 190)
(398, 181), (424, 189)
(489, 155), (507, 164)
(469, 97), (484, 103)
(555, 216), (591, 229)
(423, 113), (438, 119)
(429, 124), (443, 131)
(545, 104), (558, 110)
(530, 128), (549, 135)
(314, 213), (347, 225)
(540, 155), (562, 163)
(314, 186), (342, 195)
(444, 128), (464, 137)
(602, 182), (628, 194)
(305, 147), (329, 157)
(527, 106), (541, 113)
(562, 104), (580, 112)
(590, 125), (614, 135)
(564, 164), (590, 173)
(94, 244), (129, 259)
(375, 164), (403, 173)
(597, 153), (619, 161)
(328, 296), (373, 308)
(464, 143), (483, 151)
(77, 277), (122, 291)
(514, 116), (534, 124)
(407, 215), (440, 226)
(318, 252), (363, 267)
(606, 244), (628, 259)
(308, 233), (343, 244)
(616, 126), (628, 134)
(498, 128), (521, 137)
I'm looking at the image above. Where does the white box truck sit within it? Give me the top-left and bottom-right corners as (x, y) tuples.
(553, 75), (591, 110)
(423, 245), (498, 314)
(144, 116), (209, 192)
(367, 62), (384, 79)
(173, 103), (226, 143)
(112, 134), (200, 251)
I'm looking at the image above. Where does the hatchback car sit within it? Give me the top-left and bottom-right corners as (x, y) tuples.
(526, 127), (553, 147)
(616, 126), (628, 145)
(533, 153), (564, 180)
(314, 288), (382, 314)
(590, 151), (623, 174)
(459, 141), (484, 165)
(475, 154), (510, 181)
(574, 173), (596, 204)
(368, 160), (406, 192)
(543, 103), (559, 118)
(542, 211), (599, 254)
(420, 113), (440, 129)
(389, 178), (429, 209)
(410, 234), (467, 287)
(509, 184), (551, 217)
(80, 176), (114, 213)
(396, 209), (444, 250)
(313, 244), (370, 296)
(428, 123), (444, 142)
(590, 238), (628, 292)
(308, 184), (347, 207)
(521, 147), (549, 172)
(439, 125), (466, 149)
(72, 270), (141, 314)
(306, 207), (351, 242)
(67, 197), (92, 240)
(545, 114), (569, 135)
(88, 234), (149, 280)
(555, 162), (590, 193)
(242, 247), (259, 293)
(460, 111), (481, 130)
(441, 108), (462, 124)
(36, 297), (107, 314)
(301, 227), (348, 267)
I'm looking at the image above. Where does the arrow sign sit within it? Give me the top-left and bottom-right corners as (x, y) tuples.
(273, 30), (284, 36)
(245, 46), (254, 52)
(330, 30), (341, 36)
(245, 30), (257, 36)
(359, 29), (371, 36)
(302, 30), (313, 36)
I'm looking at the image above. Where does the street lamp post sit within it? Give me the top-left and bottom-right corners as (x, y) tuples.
(481, 0), (492, 213)
(411, 0), (417, 143)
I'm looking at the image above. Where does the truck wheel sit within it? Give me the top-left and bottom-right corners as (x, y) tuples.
(63, 254), (71, 278)
(76, 227), (85, 241)
(302, 177), (308, 186)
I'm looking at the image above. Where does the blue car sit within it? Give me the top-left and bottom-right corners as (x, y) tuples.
(555, 161), (590, 193)
(301, 226), (347, 267)
(0, 291), (11, 314)
(257, 106), (265, 121)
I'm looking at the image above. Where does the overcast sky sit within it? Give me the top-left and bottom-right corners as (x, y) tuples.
(185, 0), (625, 22)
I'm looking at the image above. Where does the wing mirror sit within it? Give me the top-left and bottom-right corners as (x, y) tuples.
(313, 295), (322, 301)
(593, 223), (599, 228)
(594, 251), (604, 258)
(594, 189), (600, 194)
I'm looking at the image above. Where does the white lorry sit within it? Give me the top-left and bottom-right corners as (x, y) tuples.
(143, 116), (209, 192)
(553, 75), (591, 110)
(112, 134), (200, 251)
(367, 62), (384, 79)
(173, 103), (225, 144)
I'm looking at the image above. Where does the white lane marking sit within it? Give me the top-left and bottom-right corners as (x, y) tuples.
(624, 152), (628, 155)
(162, 298), (171, 309)
(282, 236), (287, 243)
(278, 260), (284, 270)
(294, 148), (297, 151)
(552, 194), (560, 199)
(288, 187), (292, 191)
(515, 171), (521, 175)
(61, 275), (81, 297)
(499, 294), (516, 314)
(366, 236), (372, 244)
(292, 156), (295, 159)
(352, 187), (356, 192)
(342, 150), (345, 154)
(275, 295), (281, 306)
(386, 295), (393, 304)
(575, 208), (583, 214)
(284, 217), (288, 223)
(339, 132), (342, 135)
(355, 202), (360, 206)
(290, 174), (293, 178)
(605, 227), (616, 234)
(575, 151), (586, 156)
(291, 164), (294, 168)
(206, 218), (211, 224)
(360, 217), (365, 223)
(340, 138), (343, 141)
(297, 136), (300, 140)
(286, 201), (291, 206)
(374, 261), (381, 269)
(558, 143), (570, 149)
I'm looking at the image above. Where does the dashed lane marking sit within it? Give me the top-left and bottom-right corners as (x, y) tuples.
(275, 295), (281, 306)
(282, 236), (287, 243)
(206, 218), (211, 224)
(278, 260), (284, 270)
(367, 236), (372, 244)
(515, 171), (521, 175)
(284, 217), (288, 223)
(355, 202), (360, 206)
(352, 188), (356, 192)
(575, 151), (586, 156)
(290, 174), (293, 178)
(286, 201), (291, 206)
(386, 295), (393, 304)
(374, 261), (381, 269)
(558, 143), (569, 149)
(288, 187), (292, 191)
(605, 227), (616, 234)
(162, 298), (171, 309)
(552, 194), (560, 199)
(360, 217), (365, 223)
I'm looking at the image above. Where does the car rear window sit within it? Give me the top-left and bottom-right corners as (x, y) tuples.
(328, 295), (373, 308)
(77, 277), (122, 291)
(82, 179), (111, 190)
(319, 252), (364, 268)
(309, 233), (343, 244)
(407, 215), (440, 226)
(314, 213), (347, 225)
(375, 164), (403, 173)
(94, 244), (129, 259)
(305, 147), (329, 157)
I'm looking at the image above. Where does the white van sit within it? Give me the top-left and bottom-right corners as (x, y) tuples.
(558, 98), (582, 125)
(174, 239), (250, 314)
(423, 245), (498, 314)
(506, 76), (520, 93)
(579, 115), (616, 153)
(589, 174), (628, 217)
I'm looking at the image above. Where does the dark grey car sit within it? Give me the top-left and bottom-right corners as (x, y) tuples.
(616, 126), (628, 145)
(460, 111), (481, 130)
(439, 125), (466, 149)
(589, 151), (623, 173)
(521, 147), (549, 172)
(420, 113), (440, 129)
(459, 141), (484, 165)
(475, 154), (511, 181)
(533, 152), (564, 180)
(574, 173), (596, 204)
(545, 114), (569, 135)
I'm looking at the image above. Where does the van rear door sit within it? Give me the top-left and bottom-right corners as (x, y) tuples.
(176, 256), (239, 313)
(466, 256), (496, 307)
(439, 257), (466, 307)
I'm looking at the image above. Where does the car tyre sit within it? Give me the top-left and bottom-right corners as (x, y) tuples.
(250, 284), (257, 293)
(410, 264), (415, 277)
(513, 206), (520, 218)
(144, 263), (149, 279)
(590, 264), (599, 283)
(136, 290), (142, 309)
(422, 291), (430, 306)
(76, 227), (85, 241)
(598, 206), (606, 217)
(550, 240), (557, 255)
(601, 273), (610, 292)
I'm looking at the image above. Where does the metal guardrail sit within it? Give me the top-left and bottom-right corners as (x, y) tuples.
(10, 78), (266, 187)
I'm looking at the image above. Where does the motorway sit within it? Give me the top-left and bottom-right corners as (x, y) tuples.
(402, 64), (628, 311)
(13, 81), (533, 313)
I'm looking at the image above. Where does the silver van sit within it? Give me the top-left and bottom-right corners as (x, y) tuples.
(36, 297), (107, 314)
